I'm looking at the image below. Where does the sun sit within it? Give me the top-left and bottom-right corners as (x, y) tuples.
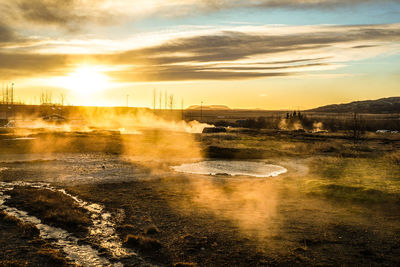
(58, 65), (111, 95)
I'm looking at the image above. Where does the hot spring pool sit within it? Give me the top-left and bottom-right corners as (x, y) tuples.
(172, 160), (287, 178)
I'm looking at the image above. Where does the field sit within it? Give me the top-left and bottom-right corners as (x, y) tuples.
(0, 124), (399, 266)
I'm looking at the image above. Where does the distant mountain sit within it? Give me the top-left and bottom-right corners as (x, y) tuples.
(187, 105), (231, 110)
(308, 97), (400, 114)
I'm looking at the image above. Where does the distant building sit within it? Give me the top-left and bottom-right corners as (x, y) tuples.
(42, 113), (67, 124)
(202, 127), (227, 133)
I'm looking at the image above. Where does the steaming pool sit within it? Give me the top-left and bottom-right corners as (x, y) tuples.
(172, 161), (287, 178)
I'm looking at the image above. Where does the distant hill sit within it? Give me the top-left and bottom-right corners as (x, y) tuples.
(308, 97), (400, 114)
(187, 105), (231, 110)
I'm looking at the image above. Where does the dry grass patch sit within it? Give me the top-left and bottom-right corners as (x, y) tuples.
(124, 234), (162, 252)
(6, 187), (91, 235)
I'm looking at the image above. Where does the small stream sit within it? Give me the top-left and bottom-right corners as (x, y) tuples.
(0, 181), (150, 267)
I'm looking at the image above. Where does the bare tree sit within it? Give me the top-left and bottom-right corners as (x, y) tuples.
(181, 98), (184, 120)
(159, 91), (162, 110)
(352, 112), (363, 144)
(164, 91), (167, 110)
(169, 94), (174, 110)
(60, 93), (65, 106)
(153, 88), (156, 110)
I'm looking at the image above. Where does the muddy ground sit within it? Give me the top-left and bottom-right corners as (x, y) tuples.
(0, 129), (399, 266)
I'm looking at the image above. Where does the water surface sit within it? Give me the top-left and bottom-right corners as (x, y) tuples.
(172, 161), (287, 177)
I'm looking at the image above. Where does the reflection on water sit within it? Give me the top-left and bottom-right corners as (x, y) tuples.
(6, 137), (37, 141)
(172, 160), (287, 177)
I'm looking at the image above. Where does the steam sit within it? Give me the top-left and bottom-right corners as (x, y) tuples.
(279, 118), (326, 132)
(312, 122), (326, 133)
(73, 108), (212, 134)
(167, 161), (287, 240)
(170, 177), (279, 241)
(7, 108), (212, 135)
(2, 106), (286, 243)
(7, 116), (86, 136)
(279, 119), (303, 131)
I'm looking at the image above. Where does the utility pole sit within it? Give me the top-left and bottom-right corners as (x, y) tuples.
(181, 98), (184, 120)
(159, 91), (162, 110)
(200, 101), (203, 122)
(60, 93), (65, 106)
(6, 84), (8, 105)
(11, 83), (14, 119)
(164, 91), (167, 110)
(11, 83), (14, 105)
(169, 94), (174, 111)
(5, 84), (8, 120)
(352, 112), (362, 145)
(153, 89), (156, 110)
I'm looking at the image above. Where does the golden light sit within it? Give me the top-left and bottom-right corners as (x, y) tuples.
(56, 65), (112, 95)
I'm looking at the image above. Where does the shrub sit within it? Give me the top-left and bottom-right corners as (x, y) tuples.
(124, 234), (162, 252)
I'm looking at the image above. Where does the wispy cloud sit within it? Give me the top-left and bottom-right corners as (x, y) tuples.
(0, 53), (69, 80)
(0, 24), (399, 81)
(105, 0), (400, 19)
(0, 23), (17, 43)
(197, 0), (400, 9)
(103, 23), (400, 81)
(0, 0), (117, 31)
(110, 0), (400, 19)
(2, 0), (398, 31)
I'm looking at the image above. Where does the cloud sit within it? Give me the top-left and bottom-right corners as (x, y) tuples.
(0, 22), (34, 48)
(102, 24), (400, 81)
(108, 65), (293, 82)
(115, 24), (400, 63)
(1, 0), (398, 33)
(0, 52), (70, 80)
(17, 0), (78, 25)
(0, 0), (117, 31)
(0, 23), (17, 43)
(107, 0), (400, 19)
(200, 0), (400, 9)
(0, 24), (399, 81)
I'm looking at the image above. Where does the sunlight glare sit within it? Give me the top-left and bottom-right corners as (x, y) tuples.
(59, 65), (111, 95)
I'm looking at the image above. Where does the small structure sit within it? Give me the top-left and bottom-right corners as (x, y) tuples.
(42, 114), (66, 124)
(376, 130), (399, 134)
(313, 130), (329, 134)
(202, 127), (227, 133)
(376, 130), (390, 134)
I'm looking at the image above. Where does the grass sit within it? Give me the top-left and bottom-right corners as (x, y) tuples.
(304, 155), (400, 204)
(319, 184), (400, 204)
(0, 211), (39, 238)
(35, 247), (70, 266)
(386, 150), (400, 165)
(6, 187), (91, 235)
(201, 130), (400, 206)
(199, 130), (392, 160)
(173, 262), (197, 267)
(0, 211), (70, 266)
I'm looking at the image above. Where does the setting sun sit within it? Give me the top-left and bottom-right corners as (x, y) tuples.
(56, 65), (111, 96)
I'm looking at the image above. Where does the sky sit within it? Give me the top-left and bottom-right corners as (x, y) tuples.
(0, 0), (399, 109)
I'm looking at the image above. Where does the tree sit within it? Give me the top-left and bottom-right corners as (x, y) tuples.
(169, 94), (174, 110)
